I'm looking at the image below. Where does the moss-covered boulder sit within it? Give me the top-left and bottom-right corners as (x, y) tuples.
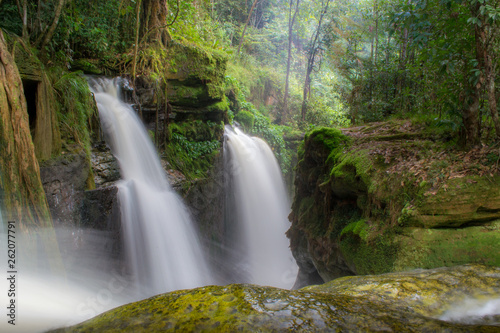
(288, 121), (500, 284)
(51, 265), (499, 332)
(162, 41), (227, 102)
(131, 40), (228, 123)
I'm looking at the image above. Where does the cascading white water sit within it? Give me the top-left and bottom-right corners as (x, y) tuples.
(90, 77), (211, 295)
(225, 126), (297, 288)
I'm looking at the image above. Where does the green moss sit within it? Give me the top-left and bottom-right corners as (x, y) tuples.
(165, 120), (223, 180)
(167, 82), (209, 106)
(340, 228), (398, 275)
(234, 110), (254, 131)
(330, 149), (373, 192)
(53, 266), (500, 332)
(394, 221), (500, 270)
(165, 41), (227, 100)
(51, 70), (95, 159)
(306, 127), (349, 153)
(340, 219), (369, 241)
(206, 97), (230, 112)
(71, 59), (102, 75)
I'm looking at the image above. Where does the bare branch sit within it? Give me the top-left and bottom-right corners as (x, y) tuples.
(237, 0), (259, 54)
(39, 0), (67, 52)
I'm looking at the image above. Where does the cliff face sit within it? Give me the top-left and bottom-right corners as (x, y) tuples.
(289, 121), (500, 285)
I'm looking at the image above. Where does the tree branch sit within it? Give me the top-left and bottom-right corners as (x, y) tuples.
(237, 0), (259, 54)
(39, 0), (67, 53)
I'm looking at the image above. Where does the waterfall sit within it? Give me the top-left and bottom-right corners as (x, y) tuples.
(90, 77), (211, 295)
(225, 126), (297, 288)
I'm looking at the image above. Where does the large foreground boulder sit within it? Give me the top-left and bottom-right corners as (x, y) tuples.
(288, 121), (500, 284)
(50, 265), (499, 332)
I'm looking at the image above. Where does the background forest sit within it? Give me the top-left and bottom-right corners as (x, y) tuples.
(1, 0), (499, 152)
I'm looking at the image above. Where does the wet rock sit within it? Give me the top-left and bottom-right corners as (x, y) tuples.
(91, 143), (120, 187)
(81, 186), (120, 231)
(50, 265), (500, 332)
(40, 152), (90, 227)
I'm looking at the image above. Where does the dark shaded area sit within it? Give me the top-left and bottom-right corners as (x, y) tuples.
(22, 79), (39, 135)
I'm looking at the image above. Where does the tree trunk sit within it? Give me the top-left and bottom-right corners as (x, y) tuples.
(484, 11), (500, 139)
(0, 30), (63, 272)
(15, 0), (29, 39)
(282, 0), (300, 125)
(374, 0), (379, 64)
(39, 0), (66, 53)
(301, 66), (312, 121)
(132, 0), (141, 84)
(464, 2), (485, 147)
(486, 52), (500, 139)
(237, 0), (259, 54)
(140, 0), (171, 46)
(300, 0), (330, 121)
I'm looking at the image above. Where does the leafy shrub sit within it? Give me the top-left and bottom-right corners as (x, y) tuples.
(52, 70), (95, 156)
(234, 110), (254, 131)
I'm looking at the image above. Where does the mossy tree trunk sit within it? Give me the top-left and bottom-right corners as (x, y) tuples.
(33, 73), (62, 161)
(140, 0), (171, 46)
(0, 30), (49, 226)
(282, 0), (300, 125)
(0, 29), (63, 272)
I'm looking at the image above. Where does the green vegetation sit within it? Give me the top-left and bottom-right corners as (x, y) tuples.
(52, 70), (96, 158)
(340, 219), (369, 241)
(165, 120), (223, 180)
(234, 110), (254, 131)
(1, 0), (499, 284)
(1, 0), (496, 176)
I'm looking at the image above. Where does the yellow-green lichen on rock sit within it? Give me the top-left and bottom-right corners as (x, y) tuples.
(51, 265), (500, 332)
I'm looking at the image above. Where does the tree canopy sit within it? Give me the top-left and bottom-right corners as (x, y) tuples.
(0, 0), (499, 146)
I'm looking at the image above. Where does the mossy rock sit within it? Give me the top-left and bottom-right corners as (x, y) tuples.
(71, 59), (103, 75)
(393, 220), (500, 270)
(167, 80), (212, 107)
(289, 121), (500, 282)
(308, 264), (500, 321)
(234, 110), (254, 131)
(406, 176), (500, 228)
(165, 120), (223, 181)
(51, 265), (499, 332)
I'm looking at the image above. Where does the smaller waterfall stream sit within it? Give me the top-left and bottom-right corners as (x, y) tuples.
(90, 78), (211, 295)
(225, 126), (297, 288)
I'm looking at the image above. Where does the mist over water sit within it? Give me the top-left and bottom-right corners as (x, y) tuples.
(0, 227), (136, 333)
(225, 126), (298, 288)
(0, 77), (214, 333)
(439, 297), (500, 325)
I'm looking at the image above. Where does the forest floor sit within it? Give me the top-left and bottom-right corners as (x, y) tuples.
(341, 119), (500, 196)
